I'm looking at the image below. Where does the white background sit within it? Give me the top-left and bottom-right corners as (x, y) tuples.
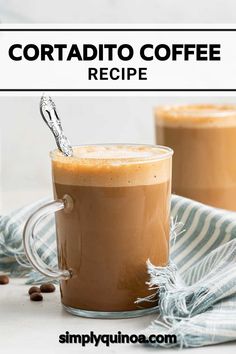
(0, 0), (235, 23)
(2, 95), (236, 213)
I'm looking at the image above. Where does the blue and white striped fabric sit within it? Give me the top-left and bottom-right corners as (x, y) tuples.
(0, 198), (55, 283)
(140, 195), (236, 348)
(0, 194), (236, 348)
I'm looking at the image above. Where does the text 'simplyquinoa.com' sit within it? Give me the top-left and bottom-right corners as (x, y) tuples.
(59, 331), (177, 347)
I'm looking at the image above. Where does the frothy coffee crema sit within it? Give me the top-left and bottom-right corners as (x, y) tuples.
(155, 104), (236, 128)
(52, 145), (171, 187)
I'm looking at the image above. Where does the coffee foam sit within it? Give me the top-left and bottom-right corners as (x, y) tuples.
(155, 104), (236, 128)
(52, 145), (172, 187)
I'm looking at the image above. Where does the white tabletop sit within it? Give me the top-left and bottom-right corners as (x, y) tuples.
(0, 278), (235, 354)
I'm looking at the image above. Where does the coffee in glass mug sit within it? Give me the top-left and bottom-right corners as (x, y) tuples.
(155, 104), (236, 210)
(23, 144), (173, 318)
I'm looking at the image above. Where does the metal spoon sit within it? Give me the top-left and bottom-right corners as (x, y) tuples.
(40, 95), (73, 157)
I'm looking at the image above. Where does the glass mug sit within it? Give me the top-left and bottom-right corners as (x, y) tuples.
(155, 104), (236, 211)
(23, 144), (173, 318)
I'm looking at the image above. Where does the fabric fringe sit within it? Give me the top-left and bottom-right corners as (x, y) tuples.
(136, 259), (215, 319)
(135, 218), (222, 348)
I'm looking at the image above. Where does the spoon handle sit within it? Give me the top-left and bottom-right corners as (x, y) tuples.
(40, 95), (73, 157)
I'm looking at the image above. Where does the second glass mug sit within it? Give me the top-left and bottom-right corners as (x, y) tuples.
(23, 144), (173, 318)
(155, 104), (236, 211)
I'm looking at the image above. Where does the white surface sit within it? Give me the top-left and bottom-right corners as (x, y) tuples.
(0, 278), (235, 354)
(0, 0), (236, 23)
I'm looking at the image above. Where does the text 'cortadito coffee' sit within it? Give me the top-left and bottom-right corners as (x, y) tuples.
(8, 43), (221, 81)
(9, 43), (221, 61)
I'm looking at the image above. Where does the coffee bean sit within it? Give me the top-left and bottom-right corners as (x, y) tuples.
(30, 292), (43, 301)
(40, 283), (56, 293)
(0, 275), (9, 285)
(28, 286), (41, 295)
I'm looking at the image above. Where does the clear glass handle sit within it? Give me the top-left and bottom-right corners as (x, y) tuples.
(23, 200), (71, 280)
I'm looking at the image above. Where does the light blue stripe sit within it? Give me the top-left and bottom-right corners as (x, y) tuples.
(173, 209), (213, 269)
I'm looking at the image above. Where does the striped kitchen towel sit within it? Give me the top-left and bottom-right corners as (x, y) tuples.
(0, 194), (236, 348)
(138, 196), (236, 348)
(0, 198), (55, 283)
